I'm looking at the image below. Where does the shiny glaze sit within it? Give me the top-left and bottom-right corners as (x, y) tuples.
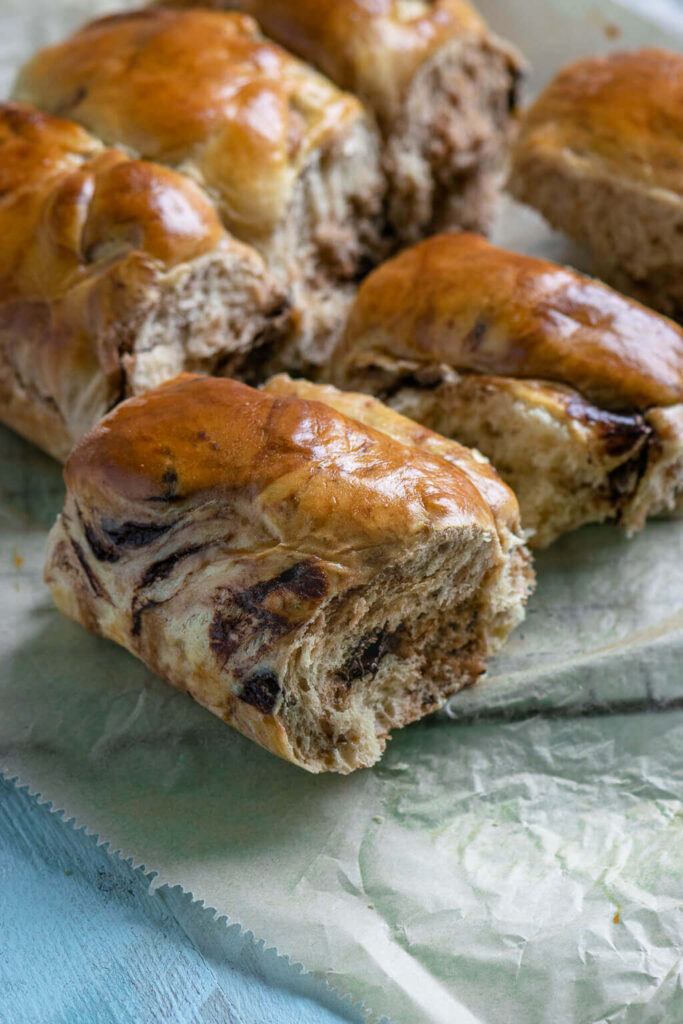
(338, 233), (683, 412)
(67, 373), (496, 549)
(263, 374), (521, 538)
(513, 48), (683, 196)
(0, 103), (226, 299)
(15, 9), (365, 238)
(0, 103), (262, 460)
(0, 102), (99, 193)
(161, 0), (486, 127)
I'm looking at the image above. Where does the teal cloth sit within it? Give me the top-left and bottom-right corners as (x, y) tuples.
(0, 776), (366, 1024)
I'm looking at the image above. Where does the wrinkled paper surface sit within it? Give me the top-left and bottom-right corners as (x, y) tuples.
(2, 3), (683, 1022)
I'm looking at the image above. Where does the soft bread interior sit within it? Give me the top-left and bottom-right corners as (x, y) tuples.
(385, 35), (520, 242)
(46, 501), (521, 773)
(264, 120), (385, 371)
(625, 404), (683, 531)
(384, 373), (676, 548)
(508, 152), (683, 321)
(281, 525), (507, 772)
(127, 248), (290, 394)
(0, 246), (290, 462)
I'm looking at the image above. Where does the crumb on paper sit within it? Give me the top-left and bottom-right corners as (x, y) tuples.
(613, 904), (621, 924)
(588, 11), (621, 40)
(12, 548), (23, 570)
(373, 815), (383, 824)
(368, 904), (375, 910)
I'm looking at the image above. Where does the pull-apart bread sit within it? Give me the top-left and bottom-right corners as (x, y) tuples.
(158, 0), (524, 243)
(13, 8), (385, 368)
(508, 49), (683, 321)
(44, 373), (532, 773)
(332, 233), (683, 548)
(0, 103), (288, 462)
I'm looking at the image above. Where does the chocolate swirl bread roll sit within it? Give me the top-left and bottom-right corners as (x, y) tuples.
(13, 8), (385, 368)
(44, 373), (532, 773)
(508, 49), (683, 321)
(332, 233), (683, 547)
(0, 103), (288, 462)
(157, 0), (524, 243)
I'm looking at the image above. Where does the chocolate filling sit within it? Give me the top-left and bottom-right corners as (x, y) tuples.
(139, 544), (206, 589)
(337, 625), (403, 687)
(239, 670), (281, 715)
(70, 539), (106, 600)
(85, 517), (175, 562)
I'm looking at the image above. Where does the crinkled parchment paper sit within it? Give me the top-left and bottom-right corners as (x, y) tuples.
(2, 3), (683, 1022)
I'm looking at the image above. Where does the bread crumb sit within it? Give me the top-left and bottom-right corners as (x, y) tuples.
(12, 548), (23, 570)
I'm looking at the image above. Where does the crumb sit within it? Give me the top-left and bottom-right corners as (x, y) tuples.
(613, 904), (621, 924)
(12, 548), (23, 570)
(373, 815), (383, 824)
(368, 904), (375, 910)
(604, 23), (620, 40)
(65, 870), (73, 877)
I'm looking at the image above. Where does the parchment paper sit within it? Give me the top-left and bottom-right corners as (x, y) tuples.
(2, 3), (683, 1023)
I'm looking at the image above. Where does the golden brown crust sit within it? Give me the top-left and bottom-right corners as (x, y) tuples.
(512, 48), (683, 197)
(0, 107), (226, 296)
(67, 372), (495, 543)
(262, 374), (521, 541)
(160, 0), (487, 127)
(14, 9), (367, 243)
(336, 233), (683, 412)
(0, 103), (285, 460)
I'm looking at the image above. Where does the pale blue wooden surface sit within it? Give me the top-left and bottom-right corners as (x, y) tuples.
(0, 776), (366, 1024)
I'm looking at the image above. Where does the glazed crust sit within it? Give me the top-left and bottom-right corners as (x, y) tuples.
(508, 49), (683, 320)
(333, 233), (683, 544)
(336, 233), (683, 412)
(14, 9), (370, 245)
(156, 0), (523, 241)
(160, 0), (487, 126)
(262, 374), (521, 543)
(511, 49), (683, 199)
(66, 374), (493, 533)
(45, 373), (532, 772)
(0, 103), (288, 460)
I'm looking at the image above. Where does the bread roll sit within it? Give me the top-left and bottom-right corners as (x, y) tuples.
(158, 0), (524, 243)
(508, 49), (683, 321)
(332, 233), (683, 547)
(44, 373), (533, 773)
(0, 103), (288, 461)
(14, 8), (385, 368)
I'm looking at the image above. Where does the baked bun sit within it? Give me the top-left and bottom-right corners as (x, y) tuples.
(508, 49), (683, 321)
(44, 373), (533, 773)
(0, 103), (288, 461)
(332, 233), (683, 547)
(14, 8), (385, 368)
(158, 0), (524, 243)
